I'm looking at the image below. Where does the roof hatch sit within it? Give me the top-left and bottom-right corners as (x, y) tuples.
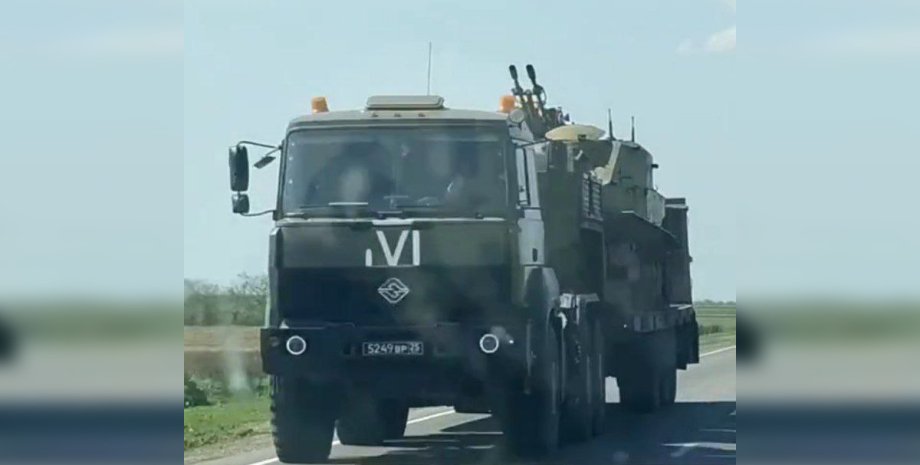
(365, 95), (445, 110)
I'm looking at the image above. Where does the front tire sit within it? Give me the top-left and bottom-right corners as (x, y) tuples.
(337, 395), (409, 446)
(270, 376), (337, 463)
(501, 326), (561, 457)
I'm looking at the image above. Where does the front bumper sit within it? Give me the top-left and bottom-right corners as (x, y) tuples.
(261, 323), (526, 384)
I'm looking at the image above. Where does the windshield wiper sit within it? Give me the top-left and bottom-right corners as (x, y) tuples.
(286, 202), (378, 218)
(327, 201), (369, 207)
(393, 203), (488, 219)
(287, 202), (417, 219)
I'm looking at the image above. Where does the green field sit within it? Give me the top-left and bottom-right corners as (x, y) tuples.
(695, 304), (737, 353)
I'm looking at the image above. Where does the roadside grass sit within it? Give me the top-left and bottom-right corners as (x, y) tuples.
(697, 304), (737, 353)
(184, 396), (270, 450)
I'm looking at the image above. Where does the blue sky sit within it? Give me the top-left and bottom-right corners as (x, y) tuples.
(739, 1), (920, 298)
(2, 1), (918, 301)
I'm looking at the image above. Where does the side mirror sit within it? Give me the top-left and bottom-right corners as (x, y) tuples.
(229, 145), (250, 192)
(232, 193), (250, 214)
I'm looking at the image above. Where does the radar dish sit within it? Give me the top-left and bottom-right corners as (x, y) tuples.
(545, 124), (605, 142)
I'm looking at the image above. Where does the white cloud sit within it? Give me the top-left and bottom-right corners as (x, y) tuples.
(56, 27), (182, 58)
(677, 39), (695, 55)
(677, 26), (736, 55)
(810, 29), (920, 58)
(705, 26), (737, 53)
(677, 0), (735, 55)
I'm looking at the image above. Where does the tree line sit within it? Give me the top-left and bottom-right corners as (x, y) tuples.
(184, 273), (267, 326)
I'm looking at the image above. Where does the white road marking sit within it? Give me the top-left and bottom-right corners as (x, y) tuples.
(247, 457), (280, 465)
(700, 345), (736, 357)
(669, 441), (735, 458)
(247, 345), (736, 465)
(669, 442), (698, 458)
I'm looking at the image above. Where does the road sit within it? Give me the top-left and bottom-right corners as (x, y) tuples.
(198, 346), (735, 465)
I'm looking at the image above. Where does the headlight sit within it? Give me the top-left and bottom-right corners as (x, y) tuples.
(285, 335), (308, 355)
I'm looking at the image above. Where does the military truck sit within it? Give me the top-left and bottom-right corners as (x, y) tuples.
(228, 64), (699, 462)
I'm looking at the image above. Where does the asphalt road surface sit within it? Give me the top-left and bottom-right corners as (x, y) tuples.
(199, 346), (736, 465)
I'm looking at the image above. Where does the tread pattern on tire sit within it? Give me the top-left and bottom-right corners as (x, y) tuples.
(337, 397), (408, 446)
(561, 322), (593, 443)
(501, 327), (561, 457)
(660, 368), (677, 407)
(270, 377), (337, 463)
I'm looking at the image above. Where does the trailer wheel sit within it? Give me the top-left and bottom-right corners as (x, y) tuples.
(270, 376), (337, 462)
(590, 318), (607, 435)
(660, 368), (677, 407)
(659, 329), (678, 407)
(617, 364), (661, 413)
(337, 395), (409, 445)
(561, 323), (593, 443)
(502, 326), (561, 457)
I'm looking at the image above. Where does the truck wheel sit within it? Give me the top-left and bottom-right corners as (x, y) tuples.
(660, 368), (677, 407)
(590, 318), (607, 435)
(383, 403), (410, 439)
(561, 325), (593, 443)
(502, 327), (561, 457)
(658, 329), (678, 408)
(337, 395), (408, 445)
(270, 376), (337, 463)
(618, 366), (661, 413)
(454, 398), (490, 414)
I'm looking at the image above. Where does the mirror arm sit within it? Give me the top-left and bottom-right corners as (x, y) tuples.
(234, 140), (277, 150)
(241, 209), (275, 217)
(254, 146), (280, 169)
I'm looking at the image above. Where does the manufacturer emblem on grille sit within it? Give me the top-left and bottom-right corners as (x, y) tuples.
(377, 277), (410, 305)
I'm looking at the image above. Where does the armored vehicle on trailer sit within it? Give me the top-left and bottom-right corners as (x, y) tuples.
(227, 64), (699, 462)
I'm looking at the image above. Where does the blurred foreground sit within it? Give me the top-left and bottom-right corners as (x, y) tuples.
(739, 299), (920, 463)
(0, 300), (182, 464)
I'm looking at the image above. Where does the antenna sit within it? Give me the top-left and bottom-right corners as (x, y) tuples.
(426, 42), (432, 95)
(607, 108), (615, 140)
(630, 116), (636, 142)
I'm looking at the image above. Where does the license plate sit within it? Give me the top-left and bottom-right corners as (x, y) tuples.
(362, 341), (424, 356)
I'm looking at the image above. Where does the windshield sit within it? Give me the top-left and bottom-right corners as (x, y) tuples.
(281, 126), (509, 215)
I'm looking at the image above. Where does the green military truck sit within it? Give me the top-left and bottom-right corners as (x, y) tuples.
(228, 65), (699, 462)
